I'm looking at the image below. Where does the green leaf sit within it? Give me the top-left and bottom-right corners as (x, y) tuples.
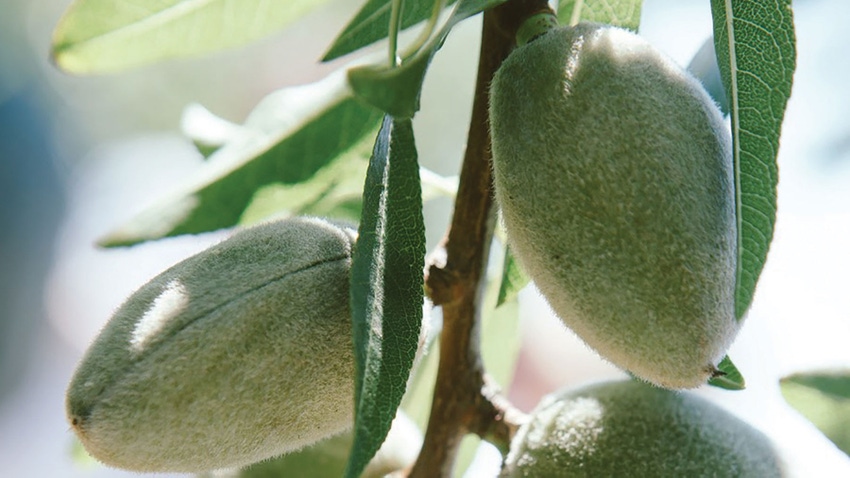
(238, 155), (458, 228)
(557, 0), (644, 31)
(323, 0), (458, 62)
(346, 0), (508, 118)
(686, 38), (730, 116)
(400, 332), (440, 431)
(70, 437), (98, 468)
(100, 70), (383, 247)
(348, 51), (434, 118)
(238, 164), (459, 227)
(181, 103), (247, 159)
(237, 127), (378, 225)
(455, 435), (485, 477)
(783, 372), (850, 400)
(347, 116), (425, 478)
(781, 370), (850, 456)
(456, 266), (522, 474)
(496, 245), (529, 307)
(451, 0), (508, 18)
(708, 355), (746, 391)
(482, 295), (521, 389)
(710, 0), (796, 319)
(52, 0), (330, 74)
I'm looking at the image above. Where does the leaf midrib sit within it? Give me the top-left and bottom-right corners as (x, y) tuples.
(723, 0), (744, 319)
(55, 0), (218, 53)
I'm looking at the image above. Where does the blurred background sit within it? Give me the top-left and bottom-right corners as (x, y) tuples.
(0, 0), (848, 476)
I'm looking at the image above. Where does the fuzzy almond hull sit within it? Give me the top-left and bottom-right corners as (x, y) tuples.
(66, 217), (357, 472)
(501, 380), (783, 476)
(490, 24), (738, 388)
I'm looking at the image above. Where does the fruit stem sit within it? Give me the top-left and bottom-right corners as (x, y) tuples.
(516, 11), (559, 46)
(410, 1), (551, 476)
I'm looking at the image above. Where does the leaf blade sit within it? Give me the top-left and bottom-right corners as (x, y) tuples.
(346, 116), (425, 478)
(708, 355), (746, 391)
(100, 70), (383, 246)
(323, 0), (457, 62)
(237, 129), (378, 226)
(346, 0), (508, 117)
(496, 245), (529, 307)
(710, 0), (796, 319)
(52, 0), (329, 74)
(783, 371), (850, 400)
(557, 0), (644, 31)
(781, 370), (850, 456)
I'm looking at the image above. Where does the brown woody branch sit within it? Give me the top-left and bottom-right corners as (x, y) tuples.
(410, 2), (553, 476)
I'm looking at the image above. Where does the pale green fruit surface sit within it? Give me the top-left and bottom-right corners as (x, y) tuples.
(501, 380), (784, 477)
(66, 217), (356, 472)
(208, 411), (422, 478)
(490, 23), (737, 389)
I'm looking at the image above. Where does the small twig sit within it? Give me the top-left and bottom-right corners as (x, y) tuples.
(410, 2), (553, 476)
(473, 375), (528, 455)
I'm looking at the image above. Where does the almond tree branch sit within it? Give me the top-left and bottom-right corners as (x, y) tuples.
(410, 2), (553, 476)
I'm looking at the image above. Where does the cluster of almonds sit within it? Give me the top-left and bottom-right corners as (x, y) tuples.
(489, 21), (780, 475)
(66, 18), (782, 478)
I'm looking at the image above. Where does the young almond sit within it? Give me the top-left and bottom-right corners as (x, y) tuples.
(490, 23), (737, 388)
(501, 380), (784, 477)
(66, 217), (357, 472)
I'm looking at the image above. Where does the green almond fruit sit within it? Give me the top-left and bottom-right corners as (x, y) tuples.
(501, 380), (784, 477)
(490, 23), (737, 388)
(66, 217), (357, 472)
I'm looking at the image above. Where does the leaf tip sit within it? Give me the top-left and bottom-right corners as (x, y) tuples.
(707, 356), (746, 391)
(95, 230), (141, 248)
(320, 45), (344, 63)
(49, 41), (74, 72)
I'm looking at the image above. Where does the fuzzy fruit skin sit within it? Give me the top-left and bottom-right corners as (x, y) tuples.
(490, 23), (737, 388)
(66, 217), (357, 472)
(207, 411), (423, 478)
(501, 380), (783, 477)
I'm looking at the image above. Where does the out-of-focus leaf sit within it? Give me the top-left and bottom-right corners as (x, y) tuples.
(52, 0), (330, 74)
(708, 355), (746, 391)
(557, 0), (643, 31)
(710, 0), (796, 320)
(496, 245), (529, 307)
(100, 69), (383, 247)
(181, 103), (247, 159)
(687, 37), (730, 116)
(420, 167), (458, 201)
(323, 0), (459, 62)
(456, 435), (485, 478)
(781, 370), (850, 456)
(456, 244), (523, 474)
(481, 241), (523, 393)
(482, 296), (520, 389)
(346, 116), (425, 478)
(400, 339), (439, 432)
(347, 0), (508, 118)
(238, 160), (457, 227)
(70, 438), (98, 467)
(237, 128), (377, 225)
(784, 372), (850, 399)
